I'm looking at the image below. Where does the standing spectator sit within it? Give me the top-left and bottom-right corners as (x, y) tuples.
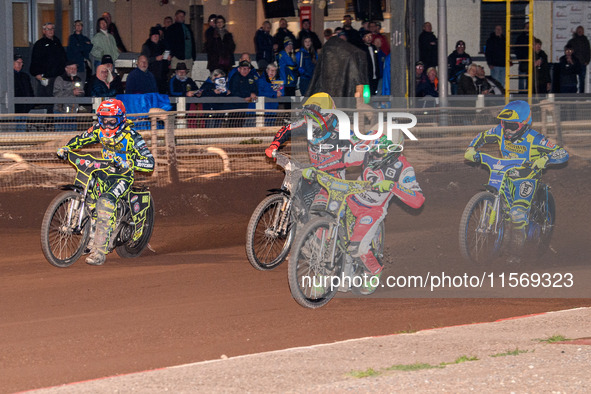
(169, 63), (199, 97)
(335, 28), (347, 41)
(370, 21), (390, 56)
(30, 22), (67, 102)
(296, 19), (322, 51)
(125, 55), (158, 94)
(448, 40), (472, 94)
(277, 38), (298, 97)
(257, 63), (283, 126)
(165, 9), (196, 71)
(296, 37), (317, 96)
(342, 14), (363, 48)
(141, 26), (168, 94)
(204, 14), (217, 57)
(457, 63), (478, 95)
(485, 25), (506, 87)
(91, 17), (119, 69)
(163, 16), (173, 31)
(205, 15), (236, 74)
(362, 31), (380, 95)
(533, 38), (551, 95)
(13, 54), (34, 114)
(359, 19), (370, 38)
(228, 60), (258, 127)
(273, 19), (296, 57)
(553, 44), (581, 94)
(101, 12), (127, 53)
(419, 22), (437, 69)
(255, 21), (274, 72)
(567, 25), (591, 93)
(52, 61), (84, 113)
(514, 22), (529, 93)
(90, 64), (116, 97)
(323, 29), (333, 43)
(66, 20), (93, 84)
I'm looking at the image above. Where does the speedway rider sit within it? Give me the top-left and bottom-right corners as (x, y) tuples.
(57, 99), (155, 265)
(464, 100), (568, 255)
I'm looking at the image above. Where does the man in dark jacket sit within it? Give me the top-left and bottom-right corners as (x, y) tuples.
(228, 60), (258, 127)
(254, 21), (274, 71)
(29, 22), (67, 101)
(165, 9), (196, 71)
(447, 40), (472, 95)
(141, 26), (168, 94)
(66, 20), (93, 84)
(13, 54), (34, 114)
(296, 19), (322, 50)
(362, 31), (380, 95)
(418, 22), (437, 69)
(533, 38), (551, 94)
(485, 25), (506, 87)
(273, 18), (296, 56)
(342, 14), (363, 48)
(567, 25), (591, 93)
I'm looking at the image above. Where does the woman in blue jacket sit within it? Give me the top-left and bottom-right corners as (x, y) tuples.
(257, 63), (284, 126)
(295, 37), (317, 96)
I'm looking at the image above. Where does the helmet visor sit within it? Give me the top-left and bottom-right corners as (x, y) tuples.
(99, 116), (121, 130)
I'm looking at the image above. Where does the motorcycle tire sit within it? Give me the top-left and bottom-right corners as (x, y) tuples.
(116, 196), (155, 258)
(528, 187), (556, 256)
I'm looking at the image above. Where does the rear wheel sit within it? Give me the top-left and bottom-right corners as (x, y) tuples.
(527, 186), (555, 256)
(116, 196), (155, 258)
(40, 191), (90, 268)
(288, 217), (341, 309)
(459, 192), (506, 264)
(245, 193), (294, 270)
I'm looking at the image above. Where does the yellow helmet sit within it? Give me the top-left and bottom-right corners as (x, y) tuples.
(303, 92), (335, 111)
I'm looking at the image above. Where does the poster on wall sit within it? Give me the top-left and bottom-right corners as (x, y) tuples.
(552, 1), (591, 63)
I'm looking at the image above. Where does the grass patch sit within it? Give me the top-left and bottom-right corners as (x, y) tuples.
(239, 138), (263, 145)
(537, 335), (569, 343)
(349, 355), (478, 378)
(386, 362), (443, 371)
(490, 348), (529, 357)
(441, 355), (479, 365)
(348, 368), (381, 378)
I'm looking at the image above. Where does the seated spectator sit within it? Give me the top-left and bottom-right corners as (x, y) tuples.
(100, 55), (124, 95)
(198, 69), (229, 127)
(228, 60), (258, 126)
(13, 54), (34, 113)
(457, 63), (478, 95)
(125, 55), (158, 94)
(427, 67), (439, 94)
(475, 65), (504, 95)
(90, 64), (117, 97)
(141, 26), (169, 94)
(228, 53), (259, 82)
(257, 63), (283, 126)
(296, 37), (317, 96)
(169, 62), (199, 97)
(415, 61), (437, 97)
(53, 60), (84, 113)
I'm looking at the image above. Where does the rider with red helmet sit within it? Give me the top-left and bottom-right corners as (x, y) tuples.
(57, 99), (154, 265)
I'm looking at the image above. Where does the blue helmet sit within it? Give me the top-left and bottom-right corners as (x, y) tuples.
(497, 100), (531, 141)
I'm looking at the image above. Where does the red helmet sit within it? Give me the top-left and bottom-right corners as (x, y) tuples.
(96, 99), (126, 138)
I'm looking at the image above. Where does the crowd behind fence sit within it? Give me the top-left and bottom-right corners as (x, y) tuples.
(0, 96), (589, 192)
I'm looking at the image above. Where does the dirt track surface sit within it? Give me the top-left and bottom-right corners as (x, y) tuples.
(1, 158), (590, 393)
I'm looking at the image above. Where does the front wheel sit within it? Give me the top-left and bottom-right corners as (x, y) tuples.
(527, 187), (555, 256)
(116, 196), (155, 258)
(40, 191), (90, 268)
(245, 193), (294, 270)
(288, 217), (341, 309)
(459, 191), (506, 264)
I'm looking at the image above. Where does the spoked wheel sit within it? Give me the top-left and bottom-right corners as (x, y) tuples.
(288, 217), (341, 309)
(459, 191), (506, 264)
(40, 191), (90, 268)
(351, 220), (385, 296)
(245, 193), (294, 270)
(116, 196), (155, 258)
(527, 187), (555, 257)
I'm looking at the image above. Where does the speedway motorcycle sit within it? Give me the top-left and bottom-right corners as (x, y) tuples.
(41, 151), (154, 267)
(458, 152), (555, 264)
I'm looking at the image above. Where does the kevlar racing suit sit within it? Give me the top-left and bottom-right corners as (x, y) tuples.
(467, 125), (568, 246)
(63, 120), (155, 255)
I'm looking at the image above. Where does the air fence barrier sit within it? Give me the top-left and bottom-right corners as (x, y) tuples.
(0, 95), (590, 192)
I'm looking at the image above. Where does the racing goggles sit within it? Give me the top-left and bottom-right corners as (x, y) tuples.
(501, 120), (521, 133)
(99, 116), (121, 130)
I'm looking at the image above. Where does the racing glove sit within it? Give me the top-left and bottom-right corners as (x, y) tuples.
(113, 156), (132, 170)
(265, 141), (280, 158)
(372, 180), (394, 193)
(56, 146), (69, 160)
(302, 168), (316, 180)
(532, 155), (549, 170)
(464, 147), (480, 162)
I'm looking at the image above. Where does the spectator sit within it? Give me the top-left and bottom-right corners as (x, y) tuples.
(198, 69), (229, 127)
(90, 64), (116, 97)
(165, 9), (196, 71)
(567, 25), (591, 93)
(52, 61), (84, 113)
(372, 35), (387, 94)
(296, 37), (317, 96)
(13, 54), (34, 114)
(163, 16), (173, 31)
(342, 14), (363, 48)
(255, 21), (274, 72)
(91, 17), (119, 69)
(296, 19), (322, 50)
(335, 28), (347, 41)
(30, 22), (67, 101)
(273, 18), (296, 57)
(228, 53), (259, 82)
(228, 60), (258, 127)
(141, 26), (168, 94)
(362, 31), (380, 95)
(66, 20), (93, 84)
(101, 12), (127, 53)
(419, 22), (437, 69)
(204, 14), (218, 58)
(370, 21), (390, 56)
(448, 40), (472, 94)
(485, 25), (507, 88)
(415, 61), (436, 97)
(514, 22), (529, 93)
(475, 65), (504, 95)
(169, 62), (199, 97)
(277, 38), (298, 97)
(100, 55), (123, 95)
(205, 15), (236, 74)
(553, 44), (581, 94)
(533, 38), (551, 94)
(457, 63), (478, 95)
(257, 62), (283, 126)
(426, 67), (439, 95)
(125, 55), (158, 94)
(323, 29), (333, 43)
